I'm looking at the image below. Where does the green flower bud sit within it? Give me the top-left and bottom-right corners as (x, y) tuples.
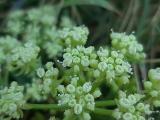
(72, 49), (79, 55)
(144, 104), (152, 115)
(83, 82), (92, 93)
(119, 76), (129, 84)
(74, 104), (83, 115)
(90, 53), (97, 59)
(113, 109), (122, 119)
(128, 106), (135, 113)
(66, 84), (76, 93)
(153, 100), (160, 107)
(119, 98), (131, 108)
(76, 87), (83, 95)
(128, 95), (137, 104)
(150, 90), (158, 97)
(136, 103), (144, 112)
(115, 58), (123, 64)
(111, 51), (118, 58)
(89, 59), (98, 68)
(107, 57), (114, 64)
(82, 112), (91, 120)
(144, 81), (152, 90)
(107, 64), (114, 70)
(98, 62), (107, 71)
(73, 56), (80, 64)
(137, 116), (145, 120)
(63, 58), (73, 67)
(86, 102), (95, 111)
(93, 69), (100, 78)
(81, 56), (90, 67)
(93, 89), (101, 98)
(85, 94), (94, 102)
(148, 68), (160, 82)
(9, 103), (17, 112)
(122, 112), (133, 120)
(37, 68), (45, 78)
(57, 85), (65, 93)
(68, 99), (76, 107)
(115, 65), (124, 74)
(45, 62), (54, 69)
(84, 47), (94, 55)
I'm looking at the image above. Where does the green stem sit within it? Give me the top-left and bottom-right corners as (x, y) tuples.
(23, 103), (114, 117)
(4, 66), (9, 86)
(95, 100), (116, 107)
(23, 104), (67, 111)
(93, 108), (113, 116)
(110, 81), (119, 92)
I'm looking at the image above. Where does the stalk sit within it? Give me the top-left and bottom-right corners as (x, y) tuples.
(93, 108), (113, 116)
(95, 100), (116, 107)
(23, 104), (67, 111)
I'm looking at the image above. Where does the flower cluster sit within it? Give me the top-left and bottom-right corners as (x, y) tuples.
(58, 26), (89, 47)
(6, 10), (24, 36)
(62, 46), (95, 68)
(62, 45), (132, 89)
(8, 42), (40, 74)
(0, 36), (20, 64)
(5, 5), (74, 58)
(22, 6), (58, 44)
(0, 82), (25, 120)
(144, 68), (160, 107)
(113, 91), (152, 120)
(26, 62), (59, 101)
(6, 5), (73, 37)
(57, 79), (101, 119)
(0, 9), (158, 120)
(43, 27), (62, 58)
(111, 32), (145, 62)
(97, 47), (132, 85)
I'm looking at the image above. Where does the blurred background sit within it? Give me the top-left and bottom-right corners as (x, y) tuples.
(0, 0), (160, 60)
(0, 0), (160, 119)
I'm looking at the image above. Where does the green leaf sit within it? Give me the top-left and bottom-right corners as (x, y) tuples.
(63, 0), (120, 14)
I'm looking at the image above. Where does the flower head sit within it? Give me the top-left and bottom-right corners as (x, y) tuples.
(0, 82), (25, 120)
(57, 79), (101, 117)
(113, 91), (152, 120)
(111, 32), (145, 62)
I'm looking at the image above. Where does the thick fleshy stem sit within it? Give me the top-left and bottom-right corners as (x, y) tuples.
(23, 103), (114, 116)
(23, 104), (68, 111)
(4, 66), (9, 86)
(95, 100), (116, 107)
(93, 108), (113, 116)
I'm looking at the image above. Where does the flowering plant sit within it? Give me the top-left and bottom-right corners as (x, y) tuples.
(0, 5), (159, 120)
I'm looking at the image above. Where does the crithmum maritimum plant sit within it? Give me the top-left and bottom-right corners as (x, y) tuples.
(0, 5), (159, 120)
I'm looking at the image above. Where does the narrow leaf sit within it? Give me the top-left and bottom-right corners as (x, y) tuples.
(63, 0), (120, 14)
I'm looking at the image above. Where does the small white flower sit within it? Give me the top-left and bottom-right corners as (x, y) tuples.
(66, 84), (76, 93)
(83, 82), (92, 93)
(74, 104), (83, 115)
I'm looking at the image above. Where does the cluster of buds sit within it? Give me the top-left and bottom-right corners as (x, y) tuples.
(57, 78), (101, 119)
(0, 82), (25, 120)
(111, 32), (145, 62)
